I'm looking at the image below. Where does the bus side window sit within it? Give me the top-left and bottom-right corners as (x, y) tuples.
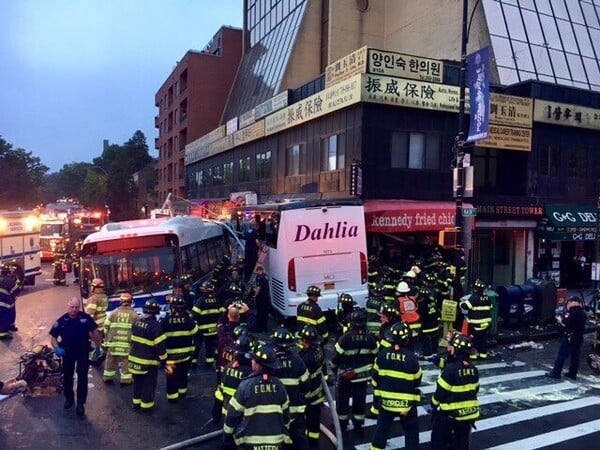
(198, 242), (210, 276)
(265, 220), (279, 248)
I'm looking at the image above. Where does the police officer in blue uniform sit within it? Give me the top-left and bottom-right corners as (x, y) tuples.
(50, 297), (102, 416)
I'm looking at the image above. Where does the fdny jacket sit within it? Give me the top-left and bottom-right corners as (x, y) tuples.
(215, 357), (253, 415)
(417, 286), (440, 334)
(431, 358), (480, 421)
(160, 310), (198, 363)
(128, 315), (167, 372)
(332, 328), (378, 382)
(372, 345), (422, 414)
(192, 295), (224, 337)
(85, 290), (109, 332)
(460, 292), (492, 331)
(365, 295), (383, 336)
(299, 344), (326, 405)
(223, 370), (291, 448)
(272, 349), (311, 415)
(103, 305), (139, 356)
(297, 300), (329, 340)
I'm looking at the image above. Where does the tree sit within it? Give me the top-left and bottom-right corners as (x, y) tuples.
(0, 136), (49, 209)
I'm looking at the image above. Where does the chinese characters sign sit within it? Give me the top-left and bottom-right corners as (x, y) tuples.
(325, 46), (368, 87)
(534, 100), (600, 130)
(489, 93), (533, 127)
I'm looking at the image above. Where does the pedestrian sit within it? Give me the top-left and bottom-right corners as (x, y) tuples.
(50, 297), (102, 416)
(430, 333), (480, 450)
(102, 292), (139, 385)
(222, 343), (291, 450)
(297, 285), (329, 340)
(160, 294), (198, 402)
(128, 299), (167, 412)
(459, 279), (492, 359)
(331, 308), (378, 432)
(370, 322), (422, 450)
(546, 295), (587, 380)
(252, 264), (270, 332)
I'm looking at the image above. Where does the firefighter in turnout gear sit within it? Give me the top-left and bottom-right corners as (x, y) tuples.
(298, 325), (326, 448)
(214, 333), (255, 422)
(379, 302), (400, 345)
(370, 322), (422, 450)
(417, 272), (441, 358)
(297, 285), (329, 340)
(460, 279), (492, 359)
(366, 283), (385, 336)
(381, 268), (397, 303)
(172, 277), (197, 312)
(190, 280), (216, 367)
(435, 261), (454, 306)
(128, 299), (168, 411)
(222, 343), (291, 450)
(336, 293), (356, 336)
(160, 294), (198, 402)
(332, 308), (378, 431)
(85, 278), (109, 334)
(396, 281), (421, 348)
(367, 254), (380, 291)
(271, 326), (311, 450)
(430, 333), (480, 450)
(102, 292), (139, 385)
(192, 293), (224, 368)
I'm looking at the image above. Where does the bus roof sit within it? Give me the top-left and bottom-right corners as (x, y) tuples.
(232, 198), (362, 213)
(83, 215), (222, 247)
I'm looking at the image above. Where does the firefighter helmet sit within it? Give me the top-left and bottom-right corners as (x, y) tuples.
(424, 272), (437, 284)
(350, 308), (367, 328)
(233, 323), (249, 339)
(119, 293), (133, 305)
(339, 293), (355, 305)
(91, 278), (104, 288)
(250, 343), (281, 370)
(380, 302), (399, 317)
(384, 321), (410, 344)
(306, 285), (321, 297)
(396, 281), (411, 294)
(199, 280), (215, 293)
(450, 333), (477, 355)
(368, 254), (378, 264)
(143, 299), (160, 315)
(233, 333), (256, 357)
(403, 270), (417, 280)
(371, 283), (385, 296)
(228, 282), (242, 295)
(473, 279), (486, 291)
(297, 324), (323, 344)
(169, 294), (186, 309)
(410, 265), (421, 275)
(271, 326), (295, 348)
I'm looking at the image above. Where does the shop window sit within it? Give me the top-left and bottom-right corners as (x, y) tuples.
(567, 148), (587, 178)
(539, 144), (559, 176)
(286, 143), (306, 176)
(256, 151), (272, 180)
(321, 133), (345, 171)
(239, 157), (251, 182)
(223, 162), (233, 184)
(390, 131), (441, 169)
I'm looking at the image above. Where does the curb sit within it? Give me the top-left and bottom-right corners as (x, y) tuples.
(491, 325), (597, 347)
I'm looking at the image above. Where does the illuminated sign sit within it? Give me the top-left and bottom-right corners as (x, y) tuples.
(477, 125), (532, 151)
(534, 100), (600, 130)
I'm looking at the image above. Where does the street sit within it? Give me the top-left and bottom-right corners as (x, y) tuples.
(2, 264), (600, 449)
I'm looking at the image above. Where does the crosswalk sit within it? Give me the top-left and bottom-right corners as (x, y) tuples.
(323, 358), (600, 449)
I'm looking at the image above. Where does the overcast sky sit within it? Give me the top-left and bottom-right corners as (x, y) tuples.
(0, 0), (242, 172)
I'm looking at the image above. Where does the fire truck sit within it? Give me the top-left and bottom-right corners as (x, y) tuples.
(0, 210), (42, 286)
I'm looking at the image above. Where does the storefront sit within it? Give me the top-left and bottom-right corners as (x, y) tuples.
(537, 204), (597, 288)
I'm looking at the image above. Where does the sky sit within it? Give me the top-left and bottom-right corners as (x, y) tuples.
(0, 0), (242, 173)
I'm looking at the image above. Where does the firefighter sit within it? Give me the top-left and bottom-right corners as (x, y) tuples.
(336, 293), (356, 335)
(192, 292), (223, 369)
(271, 326), (311, 450)
(172, 277), (196, 312)
(71, 239), (83, 283)
(190, 280), (216, 367)
(222, 343), (290, 450)
(85, 278), (109, 335)
(102, 292), (139, 385)
(381, 268), (397, 303)
(367, 254), (380, 291)
(459, 279), (492, 359)
(128, 299), (167, 412)
(430, 333), (480, 450)
(366, 283), (385, 336)
(396, 281), (421, 349)
(297, 285), (329, 340)
(331, 308), (378, 431)
(214, 333), (255, 422)
(297, 324), (326, 448)
(434, 261), (454, 306)
(402, 270), (419, 295)
(0, 266), (17, 340)
(379, 302), (400, 344)
(160, 294), (198, 402)
(417, 272), (441, 358)
(370, 322), (422, 450)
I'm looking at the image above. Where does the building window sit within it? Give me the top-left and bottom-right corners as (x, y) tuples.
(286, 143), (306, 176)
(239, 157), (251, 182)
(321, 133), (345, 171)
(195, 169), (205, 187)
(224, 162), (233, 184)
(567, 148), (587, 178)
(390, 131), (442, 169)
(473, 148), (497, 189)
(256, 151), (272, 180)
(539, 144), (559, 176)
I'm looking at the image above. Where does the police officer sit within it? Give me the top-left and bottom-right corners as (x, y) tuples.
(459, 279), (492, 359)
(370, 322), (422, 450)
(365, 283), (385, 337)
(297, 285), (328, 340)
(430, 333), (480, 450)
(222, 343), (291, 450)
(102, 292), (139, 385)
(298, 325), (326, 448)
(271, 326), (311, 450)
(128, 299), (168, 412)
(192, 292), (223, 368)
(161, 294), (198, 402)
(332, 308), (378, 431)
(547, 295), (587, 380)
(50, 297), (102, 416)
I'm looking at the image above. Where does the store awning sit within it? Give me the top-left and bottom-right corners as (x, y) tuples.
(364, 199), (469, 233)
(543, 205), (597, 228)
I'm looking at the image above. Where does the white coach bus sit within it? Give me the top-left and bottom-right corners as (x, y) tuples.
(234, 199), (368, 318)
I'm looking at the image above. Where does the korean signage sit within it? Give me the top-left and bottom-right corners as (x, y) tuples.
(325, 46), (368, 87)
(265, 75), (362, 135)
(233, 120), (265, 147)
(534, 100), (600, 130)
(255, 90), (290, 120)
(466, 47), (490, 143)
(477, 124), (532, 151)
(368, 48), (443, 84)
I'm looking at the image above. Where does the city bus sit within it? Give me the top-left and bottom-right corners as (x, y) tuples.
(0, 210), (42, 287)
(232, 199), (369, 318)
(79, 215), (236, 311)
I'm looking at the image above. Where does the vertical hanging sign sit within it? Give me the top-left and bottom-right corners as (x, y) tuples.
(466, 47), (490, 143)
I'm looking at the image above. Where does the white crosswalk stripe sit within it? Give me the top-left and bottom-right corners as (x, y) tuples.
(325, 359), (600, 450)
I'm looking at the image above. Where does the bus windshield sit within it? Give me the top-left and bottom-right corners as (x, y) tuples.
(41, 223), (64, 235)
(82, 246), (177, 296)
